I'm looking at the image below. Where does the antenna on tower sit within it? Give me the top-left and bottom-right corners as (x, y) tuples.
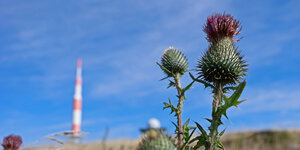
(42, 59), (87, 144)
(71, 58), (83, 142)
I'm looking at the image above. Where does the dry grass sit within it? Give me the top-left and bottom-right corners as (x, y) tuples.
(222, 129), (300, 150)
(24, 139), (139, 150)
(24, 130), (300, 150)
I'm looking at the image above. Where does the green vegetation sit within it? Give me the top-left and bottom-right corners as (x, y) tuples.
(157, 13), (248, 150)
(137, 129), (176, 150)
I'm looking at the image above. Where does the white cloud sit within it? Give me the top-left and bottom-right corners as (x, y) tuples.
(0, 0), (236, 102)
(230, 85), (300, 116)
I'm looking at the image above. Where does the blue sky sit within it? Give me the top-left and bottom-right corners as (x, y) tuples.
(0, 0), (299, 147)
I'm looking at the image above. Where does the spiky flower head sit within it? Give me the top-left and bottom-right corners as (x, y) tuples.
(2, 134), (22, 150)
(198, 13), (247, 86)
(148, 129), (159, 139)
(161, 47), (188, 77)
(137, 130), (177, 150)
(204, 13), (241, 43)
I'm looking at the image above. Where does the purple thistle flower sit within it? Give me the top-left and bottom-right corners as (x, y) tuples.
(2, 134), (22, 150)
(204, 13), (241, 42)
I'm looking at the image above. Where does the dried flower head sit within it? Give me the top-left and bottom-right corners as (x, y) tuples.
(2, 134), (22, 150)
(204, 13), (241, 42)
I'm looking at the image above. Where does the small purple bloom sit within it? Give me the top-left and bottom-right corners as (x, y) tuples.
(2, 134), (22, 150)
(204, 13), (241, 42)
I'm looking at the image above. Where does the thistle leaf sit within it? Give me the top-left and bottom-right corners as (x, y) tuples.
(181, 80), (195, 94)
(222, 86), (236, 93)
(223, 111), (229, 120)
(182, 118), (196, 144)
(160, 76), (169, 81)
(163, 98), (178, 116)
(228, 80), (246, 106)
(220, 128), (226, 136)
(190, 73), (215, 89)
(189, 72), (197, 80)
(194, 121), (208, 139)
(167, 79), (176, 88)
(181, 128), (196, 150)
(183, 118), (191, 127)
(171, 121), (179, 131)
(236, 98), (248, 107)
(157, 62), (175, 78)
(217, 80), (247, 118)
(191, 135), (207, 149)
(205, 118), (212, 123)
(217, 142), (225, 149)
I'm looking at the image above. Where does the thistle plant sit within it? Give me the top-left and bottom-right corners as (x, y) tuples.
(156, 13), (248, 150)
(1, 134), (22, 150)
(157, 47), (196, 149)
(191, 13), (248, 150)
(137, 129), (177, 150)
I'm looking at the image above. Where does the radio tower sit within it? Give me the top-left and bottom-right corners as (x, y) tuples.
(72, 58), (82, 138)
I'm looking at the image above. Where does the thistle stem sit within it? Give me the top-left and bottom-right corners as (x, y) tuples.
(208, 82), (223, 150)
(174, 73), (184, 148)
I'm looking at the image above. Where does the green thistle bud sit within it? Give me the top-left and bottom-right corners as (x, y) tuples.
(197, 13), (247, 85)
(137, 130), (177, 150)
(161, 47), (188, 77)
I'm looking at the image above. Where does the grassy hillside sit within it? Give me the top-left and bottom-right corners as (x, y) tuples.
(24, 130), (300, 150)
(222, 130), (300, 150)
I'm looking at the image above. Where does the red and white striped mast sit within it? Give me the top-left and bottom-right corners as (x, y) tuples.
(72, 58), (82, 137)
